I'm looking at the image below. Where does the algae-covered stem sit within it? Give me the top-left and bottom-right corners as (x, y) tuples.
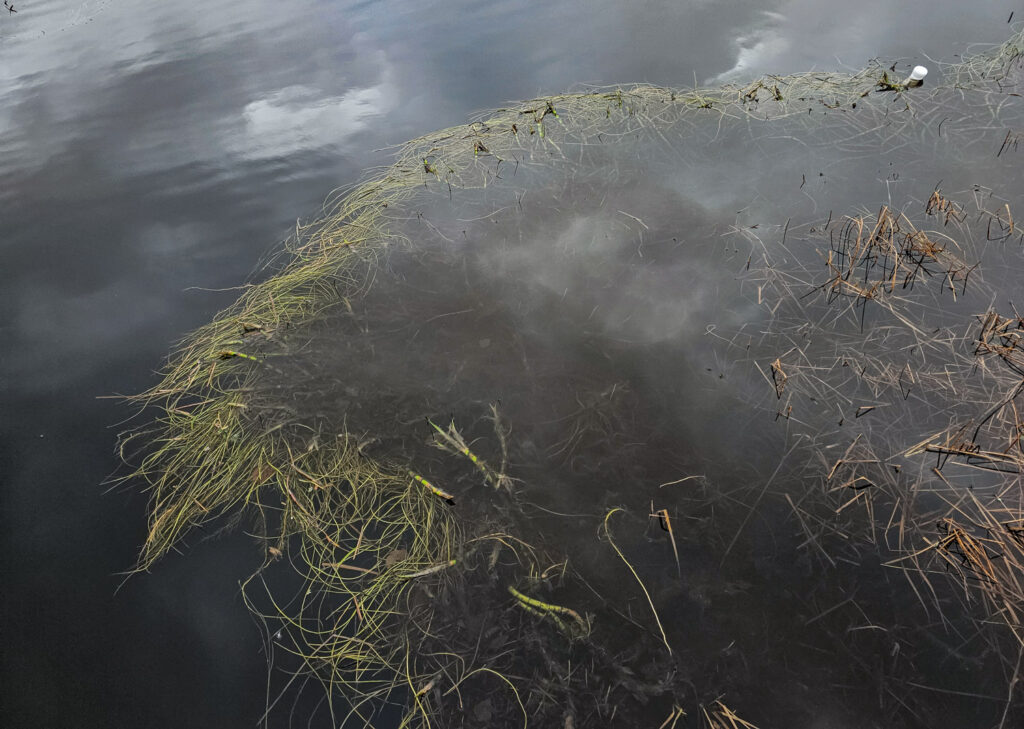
(408, 468), (455, 504)
(508, 585), (590, 638)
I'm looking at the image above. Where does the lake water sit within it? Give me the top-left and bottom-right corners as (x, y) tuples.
(2, 1), (1021, 726)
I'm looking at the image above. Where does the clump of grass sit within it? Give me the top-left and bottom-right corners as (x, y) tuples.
(803, 205), (976, 327)
(978, 310), (1024, 380)
(946, 28), (1024, 89)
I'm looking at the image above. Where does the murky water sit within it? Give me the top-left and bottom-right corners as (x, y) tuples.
(2, 1), (1022, 726)
(240, 63), (1022, 726)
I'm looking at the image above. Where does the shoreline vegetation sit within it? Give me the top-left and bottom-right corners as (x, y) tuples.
(121, 30), (1023, 728)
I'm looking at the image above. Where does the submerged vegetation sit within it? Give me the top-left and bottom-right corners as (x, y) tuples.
(122, 30), (1024, 728)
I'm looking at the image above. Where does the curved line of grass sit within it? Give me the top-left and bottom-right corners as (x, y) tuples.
(124, 27), (1021, 572)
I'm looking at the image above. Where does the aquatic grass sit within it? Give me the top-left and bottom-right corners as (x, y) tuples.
(120, 28), (1024, 727)
(701, 700), (761, 729)
(124, 28), (1022, 572)
(236, 440), (467, 726)
(947, 27), (1024, 91)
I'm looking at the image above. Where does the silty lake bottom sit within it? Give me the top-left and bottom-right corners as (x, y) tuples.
(118, 27), (1024, 729)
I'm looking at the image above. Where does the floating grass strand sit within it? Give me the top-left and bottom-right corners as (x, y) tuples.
(601, 508), (671, 654)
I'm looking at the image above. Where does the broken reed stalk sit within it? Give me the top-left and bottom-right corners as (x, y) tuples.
(931, 502), (1024, 646)
(657, 706), (687, 729)
(654, 507), (682, 578)
(701, 700), (761, 729)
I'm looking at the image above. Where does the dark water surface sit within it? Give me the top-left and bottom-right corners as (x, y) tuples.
(1, 1), (1021, 726)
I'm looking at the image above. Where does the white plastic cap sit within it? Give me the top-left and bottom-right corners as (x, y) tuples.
(909, 65), (928, 82)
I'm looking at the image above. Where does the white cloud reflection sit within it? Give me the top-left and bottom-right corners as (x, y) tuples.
(231, 65), (395, 160)
(707, 12), (789, 84)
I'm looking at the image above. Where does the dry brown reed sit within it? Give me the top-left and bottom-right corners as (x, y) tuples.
(701, 700), (761, 729)
(754, 178), (1024, 724)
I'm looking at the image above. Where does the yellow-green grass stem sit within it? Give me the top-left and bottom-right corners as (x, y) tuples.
(602, 508), (672, 654)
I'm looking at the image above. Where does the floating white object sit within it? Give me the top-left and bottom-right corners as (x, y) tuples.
(904, 65), (928, 87)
